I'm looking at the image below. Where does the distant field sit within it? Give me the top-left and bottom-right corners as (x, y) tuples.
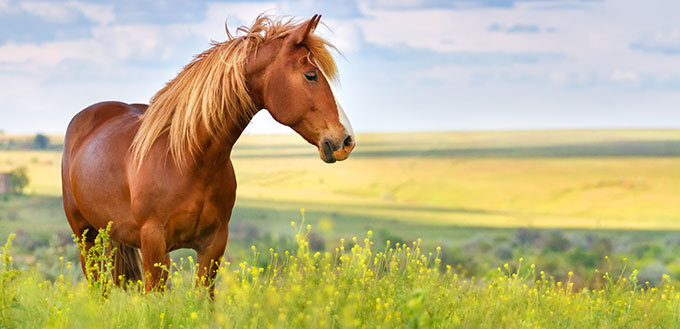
(1, 130), (679, 240)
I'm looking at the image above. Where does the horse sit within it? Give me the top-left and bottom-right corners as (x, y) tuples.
(61, 14), (355, 293)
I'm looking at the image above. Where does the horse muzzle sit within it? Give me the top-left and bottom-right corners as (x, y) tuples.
(319, 134), (355, 163)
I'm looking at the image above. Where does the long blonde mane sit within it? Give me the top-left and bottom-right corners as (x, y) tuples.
(131, 15), (338, 170)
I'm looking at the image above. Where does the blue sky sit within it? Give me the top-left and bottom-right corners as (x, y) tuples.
(1, 0), (679, 134)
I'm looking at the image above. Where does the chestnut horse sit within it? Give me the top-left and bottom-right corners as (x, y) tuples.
(61, 14), (355, 292)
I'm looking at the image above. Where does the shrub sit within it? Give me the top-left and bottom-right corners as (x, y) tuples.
(33, 134), (50, 150)
(7, 167), (29, 195)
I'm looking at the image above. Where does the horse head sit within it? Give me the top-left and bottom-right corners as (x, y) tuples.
(259, 15), (355, 163)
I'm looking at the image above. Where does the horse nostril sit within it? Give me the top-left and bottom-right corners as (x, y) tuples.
(343, 135), (353, 148)
(322, 139), (334, 155)
(320, 138), (336, 163)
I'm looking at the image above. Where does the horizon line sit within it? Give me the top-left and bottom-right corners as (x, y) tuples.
(2, 126), (680, 137)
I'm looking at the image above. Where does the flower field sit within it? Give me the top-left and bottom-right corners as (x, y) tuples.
(2, 130), (680, 328)
(1, 222), (678, 329)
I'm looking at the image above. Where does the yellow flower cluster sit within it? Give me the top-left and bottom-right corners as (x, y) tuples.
(1, 222), (679, 328)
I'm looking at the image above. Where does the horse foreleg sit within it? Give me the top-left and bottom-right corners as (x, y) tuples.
(197, 224), (229, 298)
(140, 224), (169, 291)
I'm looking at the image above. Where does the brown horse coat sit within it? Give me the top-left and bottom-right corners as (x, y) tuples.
(61, 14), (355, 293)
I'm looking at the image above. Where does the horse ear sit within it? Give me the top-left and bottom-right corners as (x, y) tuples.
(288, 14), (321, 45)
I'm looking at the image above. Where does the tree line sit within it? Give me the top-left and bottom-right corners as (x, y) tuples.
(0, 133), (54, 150)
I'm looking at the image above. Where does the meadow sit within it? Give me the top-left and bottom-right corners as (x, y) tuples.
(1, 129), (680, 327)
(3, 225), (680, 328)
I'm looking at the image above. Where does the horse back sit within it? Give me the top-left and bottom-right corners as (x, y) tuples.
(63, 102), (144, 157)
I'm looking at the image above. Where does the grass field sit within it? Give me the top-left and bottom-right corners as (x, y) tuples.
(2, 225), (680, 328)
(1, 130), (680, 327)
(2, 130), (679, 235)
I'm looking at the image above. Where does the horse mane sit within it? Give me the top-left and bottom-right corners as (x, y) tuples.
(130, 14), (339, 170)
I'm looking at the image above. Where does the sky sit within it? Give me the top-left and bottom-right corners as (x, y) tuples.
(0, 0), (679, 134)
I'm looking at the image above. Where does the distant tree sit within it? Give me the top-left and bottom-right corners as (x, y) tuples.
(34, 134), (49, 149)
(8, 167), (29, 194)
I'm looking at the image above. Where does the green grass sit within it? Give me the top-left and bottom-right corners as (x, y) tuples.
(1, 130), (680, 327)
(2, 226), (679, 329)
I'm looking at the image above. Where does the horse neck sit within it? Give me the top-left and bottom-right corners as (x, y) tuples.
(191, 42), (279, 171)
(197, 120), (244, 167)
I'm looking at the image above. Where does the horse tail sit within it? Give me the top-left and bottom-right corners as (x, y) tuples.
(111, 240), (143, 285)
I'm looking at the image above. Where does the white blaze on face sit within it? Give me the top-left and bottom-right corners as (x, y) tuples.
(336, 103), (354, 137)
(318, 65), (354, 137)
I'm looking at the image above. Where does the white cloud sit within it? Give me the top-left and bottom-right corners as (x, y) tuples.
(549, 71), (568, 86)
(0, 1), (353, 70)
(16, 1), (114, 25)
(631, 28), (680, 55)
(354, 2), (615, 55)
(610, 69), (638, 83)
(189, 2), (279, 42)
(318, 19), (362, 54)
(0, 0), (13, 12)
(90, 24), (178, 61)
(2, 0), (680, 133)
(0, 1), (306, 134)
(68, 1), (115, 25)
(0, 23), (183, 68)
(0, 40), (95, 67)
(20, 1), (75, 23)
(351, 0), (680, 91)
(353, 0), (680, 61)
(362, 0), (426, 10)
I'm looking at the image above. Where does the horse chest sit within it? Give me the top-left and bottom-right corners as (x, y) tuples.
(166, 189), (235, 250)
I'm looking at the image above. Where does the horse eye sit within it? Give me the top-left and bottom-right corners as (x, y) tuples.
(304, 71), (318, 82)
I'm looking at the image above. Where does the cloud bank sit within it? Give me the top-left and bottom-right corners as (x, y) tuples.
(0, 0), (679, 133)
